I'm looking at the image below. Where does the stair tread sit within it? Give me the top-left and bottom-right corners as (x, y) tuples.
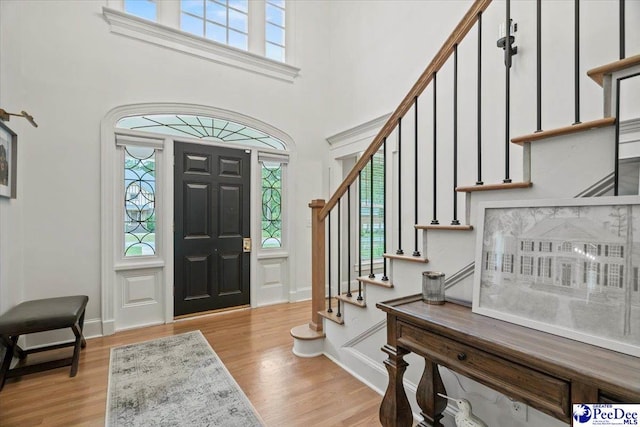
(357, 273), (394, 288)
(511, 117), (616, 145)
(415, 224), (473, 231)
(456, 181), (532, 192)
(290, 324), (326, 340)
(318, 307), (345, 325)
(336, 292), (367, 307)
(587, 54), (640, 86)
(383, 253), (429, 263)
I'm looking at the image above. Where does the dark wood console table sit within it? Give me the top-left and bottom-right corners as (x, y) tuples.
(377, 294), (640, 427)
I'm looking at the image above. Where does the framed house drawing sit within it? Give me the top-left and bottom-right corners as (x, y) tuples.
(473, 196), (640, 357)
(0, 121), (17, 199)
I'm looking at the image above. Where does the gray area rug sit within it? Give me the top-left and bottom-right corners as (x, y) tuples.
(105, 330), (264, 427)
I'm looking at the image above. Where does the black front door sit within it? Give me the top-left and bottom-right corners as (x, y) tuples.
(174, 142), (251, 316)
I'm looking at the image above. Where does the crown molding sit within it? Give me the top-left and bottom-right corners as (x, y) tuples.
(326, 113), (392, 149)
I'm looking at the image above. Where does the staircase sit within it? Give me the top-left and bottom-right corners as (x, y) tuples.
(292, 0), (640, 425)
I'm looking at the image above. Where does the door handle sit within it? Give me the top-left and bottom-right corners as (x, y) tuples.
(243, 238), (251, 252)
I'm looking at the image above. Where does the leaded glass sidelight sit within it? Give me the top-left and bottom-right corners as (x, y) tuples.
(124, 146), (156, 256)
(261, 161), (282, 248)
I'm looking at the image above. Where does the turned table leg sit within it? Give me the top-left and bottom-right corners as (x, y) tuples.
(380, 344), (413, 427)
(416, 357), (447, 427)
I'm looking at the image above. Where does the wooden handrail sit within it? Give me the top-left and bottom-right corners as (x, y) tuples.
(318, 0), (493, 220)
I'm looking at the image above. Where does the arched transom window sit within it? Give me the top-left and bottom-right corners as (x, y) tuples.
(117, 114), (287, 150)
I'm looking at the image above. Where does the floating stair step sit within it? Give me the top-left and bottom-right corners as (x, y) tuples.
(357, 273), (394, 288)
(318, 306), (345, 325)
(456, 181), (532, 193)
(587, 54), (640, 86)
(415, 224), (473, 231)
(511, 117), (616, 145)
(383, 253), (429, 263)
(336, 292), (367, 307)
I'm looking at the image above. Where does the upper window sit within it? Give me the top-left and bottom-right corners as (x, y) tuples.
(539, 241), (552, 252)
(608, 244), (623, 258)
(104, 1), (298, 81)
(521, 240), (534, 252)
(117, 114), (286, 150)
(125, 0), (157, 21)
(181, 0), (248, 50)
(265, 1), (286, 62)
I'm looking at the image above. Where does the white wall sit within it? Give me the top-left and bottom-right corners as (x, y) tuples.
(0, 0), (25, 315)
(0, 0), (332, 323)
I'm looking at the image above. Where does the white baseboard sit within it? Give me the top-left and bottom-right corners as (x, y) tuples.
(24, 318), (103, 349)
(289, 286), (311, 302)
(102, 319), (116, 336)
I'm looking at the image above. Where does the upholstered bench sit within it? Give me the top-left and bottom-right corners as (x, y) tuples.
(0, 295), (88, 391)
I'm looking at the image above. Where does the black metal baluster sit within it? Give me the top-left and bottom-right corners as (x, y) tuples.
(573, 0), (581, 125)
(620, 0), (626, 59)
(615, 77), (621, 196)
(452, 44), (460, 226)
(504, 0), (512, 183)
(476, 11), (484, 186)
(396, 118), (404, 254)
(414, 96), (422, 255)
(337, 199), (342, 318)
(327, 210), (332, 313)
(536, 0), (542, 132)
(382, 138), (389, 281)
(431, 72), (440, 225)
(347, 185), (352, 297)
(358, 170), (363, 301)
(369, 155), (376, 278)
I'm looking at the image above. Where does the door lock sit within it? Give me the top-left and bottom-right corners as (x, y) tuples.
(243, 238), (251, 252)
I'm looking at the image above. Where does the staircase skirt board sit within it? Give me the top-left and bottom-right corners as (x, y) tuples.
(383, 253), (429, 263)
(511, 117), (616, 145)
(587, 54), (640, 86)
(455, 181), (532, 192)
(357, 274), (394, 288)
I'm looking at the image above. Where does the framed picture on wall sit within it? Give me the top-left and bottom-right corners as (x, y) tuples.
(473, 196), (640, 357)
(0, 121), (17, 199)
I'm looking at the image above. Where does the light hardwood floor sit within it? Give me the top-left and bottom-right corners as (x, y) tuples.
(0, 301), (383, 426)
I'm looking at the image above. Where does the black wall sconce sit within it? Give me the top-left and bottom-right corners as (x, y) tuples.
(497, 19), (518, 67)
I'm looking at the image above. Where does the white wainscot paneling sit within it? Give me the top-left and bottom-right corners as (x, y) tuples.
(257, 256), (288, 306)
(116, 268), (164, 330)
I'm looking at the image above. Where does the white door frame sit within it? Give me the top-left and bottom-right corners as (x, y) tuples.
(100, 102), (295, 335)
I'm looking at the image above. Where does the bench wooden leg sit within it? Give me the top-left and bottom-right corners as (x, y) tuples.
(0, 335), (18, 391)
(70, 308), (86, 377)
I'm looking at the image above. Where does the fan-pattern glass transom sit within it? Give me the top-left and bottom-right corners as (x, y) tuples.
(117, 115), (286, 150)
